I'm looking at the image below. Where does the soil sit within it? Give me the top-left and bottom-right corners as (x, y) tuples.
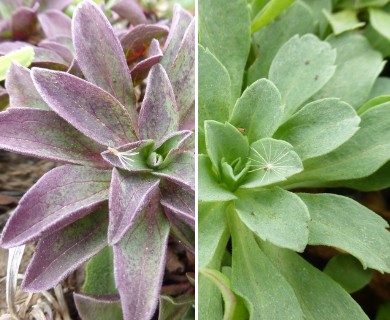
(0, 151), (194, 319)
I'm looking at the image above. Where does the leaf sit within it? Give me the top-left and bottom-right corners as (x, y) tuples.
(5, 62), (49, 110)
(269, 34), (336, 119)
(167, 19), (195, 130)
(39, 0), (73, 11)
(299, 193), (390, 272)
(205, 121), (249, 174)
(83, 246), (118, 295)
(32, 68), (136, 146)
(199, 274), (224, 320)
(111, 0), (147, 25)
(165, 207), (195, 252)
(199, 0), (251, 100)
(248, 1), (316, 84)
(229, 211), (305, 320)
(241, 138), (303, 189)
(230, 79), (283, 143)
(292, 102), (390, 182)
(314, 33), (384, 109)
(201, 268), (248, 320)
(198, 155), (237, 202)
(22, 207), (108, 291)
(198, 45), (231, 126)
(139, 64), (179, 142)
(101, 140), (155, 173)
(274, 98), (360, 160)
(39, 39), (74, 64)
(369, 8), (390, 41)
(358, 95), (390, 115)
(37, 10), (71, 38)
(120, 24), (168, 63)
(153, 151), (194, 191)
(161, 4), (192, 70)
(0, 46), (34, 81)
(113, 199), (170, 320)
(0, 108), (107, 167)
(130, 39), (163, 84)
(301, 0), (331, 37)
(159, 295), (193, 320)
(370, 77), (390, 99)
(0, 165), (111, 249)
(160, 179), (195, 228)
(260, 241), (369, 320)
(11, 7), (37, 40)
(108, 168), (160, 244)
(235, 187), (310, 251)
(72, 1), (137, 129)
(251, 0), (295, 33)
(323, 9), (365, 35)
(376, 302), (390, 320)
(198, 202), (230, 268)
(74, 294), (123, 320)
(324, 254), (373, 294)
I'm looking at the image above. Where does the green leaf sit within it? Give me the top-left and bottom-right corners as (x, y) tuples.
(83, 246), (118, 295)
(159, 295), (194, 320)
(369, 8), (390, 40)
(260, 241), (369, 320)
(198, 155), (237, 202)
(199, 274), (224, 320)
(269, 34), (336, 119)
(198, 45), (231, 127)
(314, 33), (384, 109)
(74, 294), (123, 320)
(201, 268), (249, 320)
(230, 79), (283, 143)
(248, 1), (316, 84)
(205, 121), (249, 174)
(323, 9), (365, 35)
(251, 0), (295, 33)
(241, 138), (303, 189)
(199, 0), (251, 100)
(370, 77), (390, 99)
(299, 193), (390, 273)
(291, 102), (390, 183)
(358, 95), (390, 115)
(274, 98), (360, 160)
(235, 187), (310, 251)
(324, 254), (373, 293)
(229, 210), (305, 320)
(301, 0), (332, 37)
(198, 202), (230, 268)
(0, 47), (34, 81)
(376, 302), (390, 320)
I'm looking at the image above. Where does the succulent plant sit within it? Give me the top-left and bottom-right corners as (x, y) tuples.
(0, 1), (194, 319)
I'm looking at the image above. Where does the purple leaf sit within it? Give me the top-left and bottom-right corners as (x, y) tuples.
(139, 64), (179, 142)
(32, 47), (68, 70)
(6, 62), (49, 110)
(72, 1), (138, 132)
(0, 165), (111, 248)
(167, 19), (195, 130)
(165, 207), (195, 252)
(111, 0), (147, 25)
(153, 151), (194, 191)
(11, 7), (38, 40)
(74, 293), (123, 320)
(32, 68), (136, 146)
(130, 38), (163, 84)
(38, 0), (73, 11)
(114, 198), (170, 320)
(160, 180), (195, 228)
(161, 4), (192, 70)
(37, 10), (71, 38)
(120, 24), (168, 63)
(101, 140), (155, 172)
(39, 40), (73, 63)
(22, 206), (108, 291)
(0, 41), (33, 54)
(0, 108), (107, 166)
(109, 168), (160, 244)
(66, 58), (83, 78)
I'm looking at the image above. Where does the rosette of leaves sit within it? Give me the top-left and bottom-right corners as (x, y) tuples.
(0, 1), (194, 319)
(199, 0), (390, 319)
